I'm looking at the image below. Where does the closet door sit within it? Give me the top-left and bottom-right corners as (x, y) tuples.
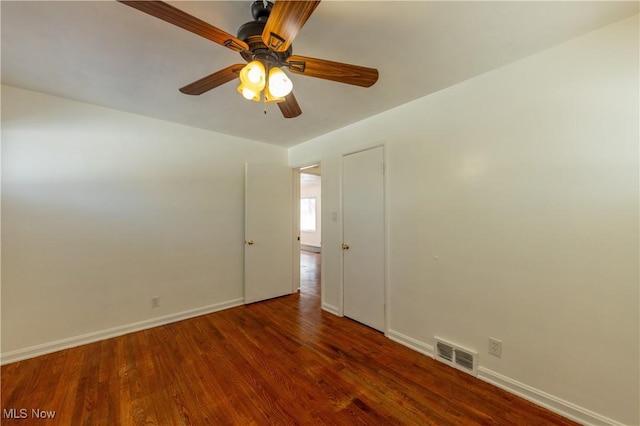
(342, 146), (385, 331)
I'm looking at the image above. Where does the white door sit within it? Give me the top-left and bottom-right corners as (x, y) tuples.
(342, 146), (385, 331)
(244, 163), (294, 304)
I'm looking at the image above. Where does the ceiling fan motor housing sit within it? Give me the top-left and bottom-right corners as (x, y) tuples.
(251, 0), (272, 21)
(238, 1), (292, 65)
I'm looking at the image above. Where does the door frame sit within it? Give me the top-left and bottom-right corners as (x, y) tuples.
(293, 168), (301, 293)
(292, 161), (323, 299)
(340, 144), (388, 333)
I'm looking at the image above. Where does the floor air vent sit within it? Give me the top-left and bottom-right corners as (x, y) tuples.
(435, 337), (478, 376)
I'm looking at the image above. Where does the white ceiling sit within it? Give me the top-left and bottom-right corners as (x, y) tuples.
(2, 1), (637, 147)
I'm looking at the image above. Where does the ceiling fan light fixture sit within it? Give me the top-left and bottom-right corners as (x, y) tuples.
(119, 0), (379, 119)
(264, 78), (285, 104)
(238, 84), (260, 102)
(239, 60), (266, 92)
(237, 61), (292, 103)
(268, 67), (293, 97)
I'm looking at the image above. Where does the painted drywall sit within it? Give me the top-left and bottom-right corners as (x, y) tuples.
(300, 174), (321, 248)
(1, 85), (288, 358)
(289, 16), (639, 425)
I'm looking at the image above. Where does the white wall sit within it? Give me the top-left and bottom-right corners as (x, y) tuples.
(289, 16), (639, 426)
(1, 85), (288, 360)
(300, 174), (321, 248)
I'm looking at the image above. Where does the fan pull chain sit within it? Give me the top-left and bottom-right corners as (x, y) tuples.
(264, 59), (270, 115)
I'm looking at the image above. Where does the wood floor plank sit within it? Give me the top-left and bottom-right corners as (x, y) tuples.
(1, 252), (579, 425)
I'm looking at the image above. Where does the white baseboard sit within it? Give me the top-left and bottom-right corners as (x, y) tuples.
(386, 329), (434, 358)
(386, 331), (623, 426)
(1, 298), (244, 365)
(321, 302), (340, 316)
(477, 367), (624, 426)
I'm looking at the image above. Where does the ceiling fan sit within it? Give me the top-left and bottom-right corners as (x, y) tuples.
(118, 0), (379, 118)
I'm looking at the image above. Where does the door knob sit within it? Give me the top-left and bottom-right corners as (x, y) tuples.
(246, 240), (254, 245)
(342, 243), (349, 250)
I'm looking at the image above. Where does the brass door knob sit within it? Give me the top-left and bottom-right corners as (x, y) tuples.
(342, 243), (349, 250)
(246, 240), (254, 245)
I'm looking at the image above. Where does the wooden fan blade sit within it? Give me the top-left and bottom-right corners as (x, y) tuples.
(278, 92), (302, 118)
(262, 0), (320, 52)
(179, 64), (245, 95)
(286, 55), (378, 87)
(118, 1), (248, 52)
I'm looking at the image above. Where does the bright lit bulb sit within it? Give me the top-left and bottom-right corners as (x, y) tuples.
(238, 82), (260, 102)
(264, 79), (285, 104)
(268, 67), (293, 97)
(247, 67), (263, 84)
(239, 61), (265, 92)
(242, 87), (256, 100)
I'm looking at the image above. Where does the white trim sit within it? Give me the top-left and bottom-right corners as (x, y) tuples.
(386, 331), (624, 426)
(289, 160), (323, 172)
(293, 161), (324, 308)
(386, 329), (434, 358)
(292, 167), (302, 295)
(321, 303), (341, 316)
(0, 298), (244, 365)
(477, 367), (625, 426)
(340, 140), (387, 158)
(382, 142), (392, 340)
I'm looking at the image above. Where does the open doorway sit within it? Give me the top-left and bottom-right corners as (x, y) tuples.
(299, 165), (321, 298)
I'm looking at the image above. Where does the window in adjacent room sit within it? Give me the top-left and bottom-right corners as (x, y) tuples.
(300, 197), (317, 232)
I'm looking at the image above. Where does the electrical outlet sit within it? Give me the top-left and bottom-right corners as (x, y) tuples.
(489, 337), (502, 358)
(151, 296), (160, 308)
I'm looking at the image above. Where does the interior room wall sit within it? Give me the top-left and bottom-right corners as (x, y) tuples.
(289, 16), (639, 425)
(1, 85), (288, 361)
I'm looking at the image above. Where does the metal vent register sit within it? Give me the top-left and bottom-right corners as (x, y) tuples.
(435, 337), (478, 376)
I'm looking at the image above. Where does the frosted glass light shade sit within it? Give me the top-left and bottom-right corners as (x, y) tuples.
(237, 83), (260, 102)
(264, 78), (285, 104)
(239, 61), (265, 92)
(268, 67), (293, 97)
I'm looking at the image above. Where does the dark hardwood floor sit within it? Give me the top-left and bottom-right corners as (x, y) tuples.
(1, 251), (578, 425)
